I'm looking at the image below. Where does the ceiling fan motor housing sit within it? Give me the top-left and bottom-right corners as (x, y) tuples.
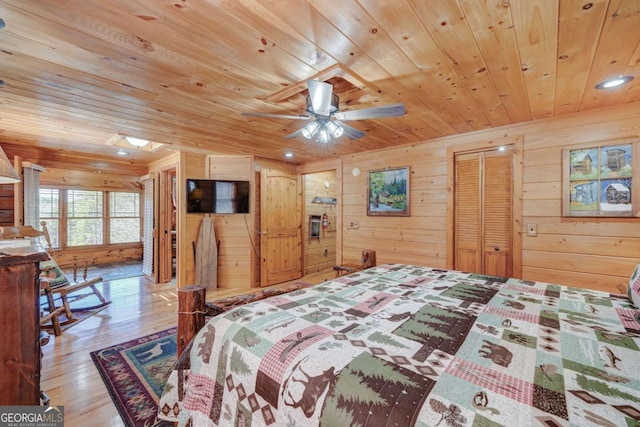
(306, 94), (339, 116)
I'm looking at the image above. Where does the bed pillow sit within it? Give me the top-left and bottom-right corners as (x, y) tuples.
(628, 263), (640, 308)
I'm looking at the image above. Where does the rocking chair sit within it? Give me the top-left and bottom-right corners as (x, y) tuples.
(0, 223), (111, 336)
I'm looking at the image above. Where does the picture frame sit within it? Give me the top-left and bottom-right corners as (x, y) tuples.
(562, 138), (639, 217)
(367, 166), (410, 216)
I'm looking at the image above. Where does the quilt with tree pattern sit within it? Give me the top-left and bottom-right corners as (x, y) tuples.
(158, 264), (640, 426)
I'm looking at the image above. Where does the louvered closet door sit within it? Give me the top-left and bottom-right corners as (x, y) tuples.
(454, 153), (481, 273)
(483, 151), (513, 277)
(454, 149), (513, 277)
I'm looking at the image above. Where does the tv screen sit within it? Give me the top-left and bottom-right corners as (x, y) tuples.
(187, 179), (250, 214)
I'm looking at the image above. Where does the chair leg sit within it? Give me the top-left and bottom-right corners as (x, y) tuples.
(60, 293), (73, 320)
(90, 284), (108, 305)
(41, 283), (62, 336)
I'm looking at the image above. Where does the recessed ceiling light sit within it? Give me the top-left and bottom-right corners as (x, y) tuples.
(284, 152), (294, 158)
(116, 150), (128, 155)
(595, 75), (634, 89)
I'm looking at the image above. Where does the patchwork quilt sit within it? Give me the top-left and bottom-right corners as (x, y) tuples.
(158, 264), (640, 426)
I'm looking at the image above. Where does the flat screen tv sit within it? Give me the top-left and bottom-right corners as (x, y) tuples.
(186, 179), (250, 214)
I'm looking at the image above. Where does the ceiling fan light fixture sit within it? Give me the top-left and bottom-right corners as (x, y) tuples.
(125, 136), (150, 147)
(316, 128), (330, 144)
(595, 75), (634, 89)
(326, 121), (343, 138)
(301, 121), (319, 139)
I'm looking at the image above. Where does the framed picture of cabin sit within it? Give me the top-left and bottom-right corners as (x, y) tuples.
(562, 138), (639, 217)
(367, 166), (410, 216)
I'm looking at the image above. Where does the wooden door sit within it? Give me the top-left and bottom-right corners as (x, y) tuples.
(454, 153), (482, 272)
(260, 168), (303, 286)
(454, 149), (513, 277)
(142, 176), (154, 277)
(158, 168), (176, 283)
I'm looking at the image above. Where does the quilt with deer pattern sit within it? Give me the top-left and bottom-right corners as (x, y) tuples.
(158, 264), (640, 426)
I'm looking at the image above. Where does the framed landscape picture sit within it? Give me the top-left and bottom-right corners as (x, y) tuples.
(367, 166), (410, 216)
(563, 138), (639, 217)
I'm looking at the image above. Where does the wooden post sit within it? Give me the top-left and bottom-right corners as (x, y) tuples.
(361, 249), (376, 268)
(177, 285), (206, 357)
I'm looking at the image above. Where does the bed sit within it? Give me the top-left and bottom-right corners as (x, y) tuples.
(158, 263), (640, 426)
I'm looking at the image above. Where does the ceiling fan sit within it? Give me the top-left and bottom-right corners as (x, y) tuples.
(241, 80), (406, 144)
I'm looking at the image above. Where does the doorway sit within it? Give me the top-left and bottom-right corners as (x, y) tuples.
(158, 167), (177, 284)
(302, 170), (338, 274)
(448, 138), (523, 278)
(259, 168), (303, 286)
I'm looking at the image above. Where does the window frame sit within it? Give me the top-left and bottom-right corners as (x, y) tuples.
(39, 187), (142, 249)
(562, 137), (639, 218)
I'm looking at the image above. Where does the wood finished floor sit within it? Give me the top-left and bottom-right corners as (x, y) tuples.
(40, 270), (336, 426)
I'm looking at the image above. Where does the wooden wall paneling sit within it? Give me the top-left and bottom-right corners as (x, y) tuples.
(207, 155), (255, 289)
(2, 143), (149, 176)
(524, 216), (640, 238)
(41, 168), (143, 192)
(299, 158), (341, 175)
(50, 245), (142, 269)
(343, 102), (640, 293)
(342, 142), (451, 266)
(0, 184), (15, 226)
(522, 256), (632, 293)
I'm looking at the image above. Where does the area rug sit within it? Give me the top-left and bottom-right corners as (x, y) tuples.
(90, 328), (177, 427)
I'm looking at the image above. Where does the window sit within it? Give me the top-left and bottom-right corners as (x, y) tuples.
(110, 192), (141, 243)
(38, 189), (141, 248)
(39, 188), (60, 248)
(68, 190), (103, 246)
(563, 138), (638, 217)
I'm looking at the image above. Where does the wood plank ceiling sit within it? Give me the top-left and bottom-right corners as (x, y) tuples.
(0, 0), (638, 165)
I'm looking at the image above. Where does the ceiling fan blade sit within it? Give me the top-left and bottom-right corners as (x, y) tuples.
(334, 103), (406, 121)
(336, 121), (366, 140)
(307, 80), (333, 116)
(283, 128), (305, 140)
(241, 112), (310, 120)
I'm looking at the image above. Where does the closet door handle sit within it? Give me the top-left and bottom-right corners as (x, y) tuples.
(494, 246), (500, 251)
